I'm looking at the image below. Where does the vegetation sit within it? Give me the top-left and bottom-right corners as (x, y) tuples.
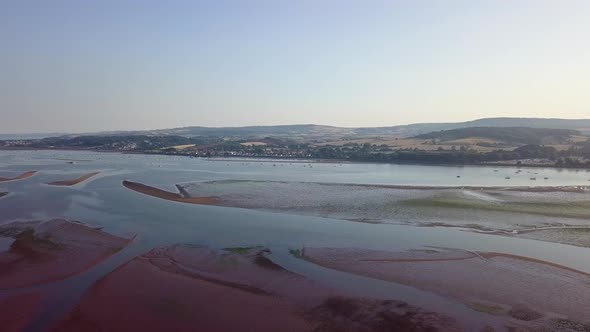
(467, 302), (507, 316)
(13, 229), (63, 251)
(2, 125), (589, 168)
(28, 135), (220, 151)
(223, 246), (259, 254)
(46, 117), (590, 139)
(289, 248), (304, 258)
(414, 127), (579, 145)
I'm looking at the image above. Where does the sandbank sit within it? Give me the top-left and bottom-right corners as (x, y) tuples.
(47, 172), (100, 186)
(177, 180), (590, 236)
(0, 171), (37, 183)
(123, 180), (220, 205)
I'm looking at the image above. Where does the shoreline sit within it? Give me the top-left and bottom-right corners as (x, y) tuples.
(3, 147), (590, 170)
(47, 172), (100, 186)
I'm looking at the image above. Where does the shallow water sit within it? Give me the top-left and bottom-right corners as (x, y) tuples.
(1, 150), (590, 331)
(0, 236), (13, 252)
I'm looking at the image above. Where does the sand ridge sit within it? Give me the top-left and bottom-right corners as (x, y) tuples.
(122, 180), (220, 205)
(47, 172), (100, 186)
(0, 171), (37, 183)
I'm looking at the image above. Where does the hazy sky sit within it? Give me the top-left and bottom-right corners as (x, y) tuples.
(1, 1), (589, 133)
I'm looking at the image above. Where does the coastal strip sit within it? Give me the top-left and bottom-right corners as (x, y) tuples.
(47, 172), (100, 186)
(0, 171), (37, 183)
(122, 180), (220, 205)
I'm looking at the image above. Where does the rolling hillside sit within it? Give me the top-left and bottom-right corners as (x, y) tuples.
(76, 117), (590, 139)
(414, 127), (580, 145)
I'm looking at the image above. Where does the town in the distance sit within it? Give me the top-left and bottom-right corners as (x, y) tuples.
(3, 117), (590, 169)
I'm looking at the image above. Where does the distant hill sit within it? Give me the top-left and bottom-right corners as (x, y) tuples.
(414, 127), (580, 145)
(19, 117), (590, 140)
(458, 118), (590, 131)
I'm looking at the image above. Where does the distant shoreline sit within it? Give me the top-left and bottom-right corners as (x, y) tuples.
(2, 146), (590, 170)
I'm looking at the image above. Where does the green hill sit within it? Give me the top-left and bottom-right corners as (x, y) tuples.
(414, 127), (579, 145)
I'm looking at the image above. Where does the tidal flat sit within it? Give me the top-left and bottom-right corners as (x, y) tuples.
(2, 150), (590, 331)
(176, 180), (590, 246)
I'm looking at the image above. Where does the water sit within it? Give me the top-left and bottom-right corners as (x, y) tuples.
(1, 150), (589, 188)
(1, 150), (590, 330)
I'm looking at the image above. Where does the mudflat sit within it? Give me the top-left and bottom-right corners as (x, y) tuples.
(52, 245), (461, 332)
(0, 292), (43, 332)
(0, 219), (131, 289)
(302, 247), (590, 330)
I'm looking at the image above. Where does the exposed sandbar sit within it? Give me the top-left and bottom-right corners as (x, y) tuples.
(186, 179), (588, 193)
(178, 180), (590, 236)
(0, 171), (37, 183)
(0, 219), (131, 289)
(47, 172), (100, 186)
(122, 180), (220, 205)
(52, 245), (460, 332)
(321, 183), (589, 193)
(302, 247), (590, 326)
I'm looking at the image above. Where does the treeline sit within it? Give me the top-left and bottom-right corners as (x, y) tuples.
(28, 135), (220, 150)
(414, 127), (579, 145)
(311, 143), (590, 167)
(4, 134), (590, 168)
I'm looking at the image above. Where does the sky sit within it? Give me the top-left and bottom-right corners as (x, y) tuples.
(1, 0), (589, 134)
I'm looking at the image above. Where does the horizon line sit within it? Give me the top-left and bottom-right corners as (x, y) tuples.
(2, 116), (590, 136)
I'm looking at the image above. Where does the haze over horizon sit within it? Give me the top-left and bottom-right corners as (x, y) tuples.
(2, 1), (589, 134)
